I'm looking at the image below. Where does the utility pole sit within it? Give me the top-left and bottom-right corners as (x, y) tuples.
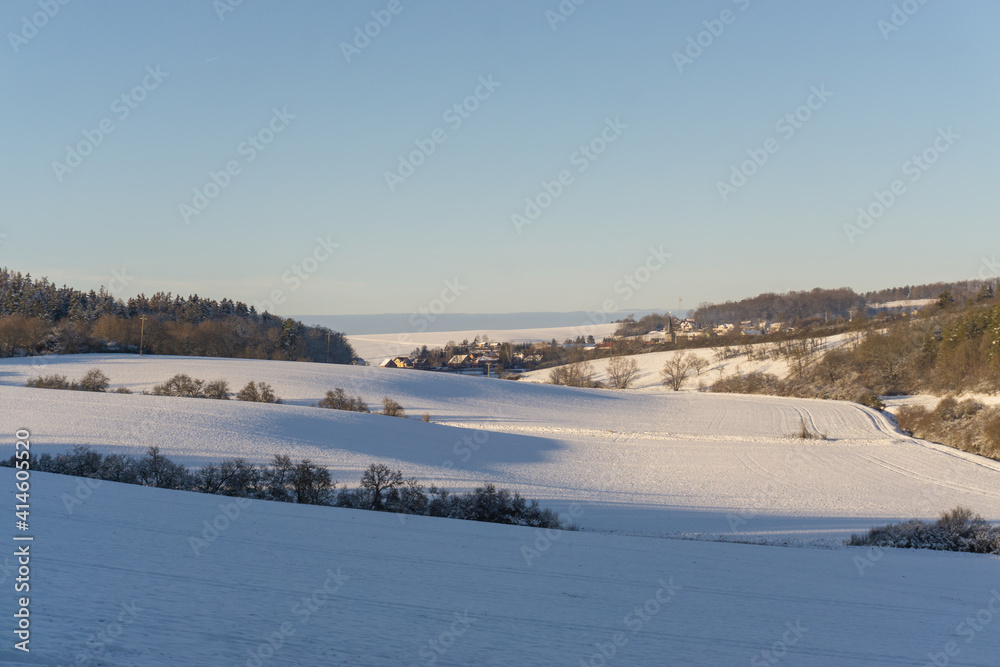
(326, 331), (332, 363)
(139, 315), (147, 356)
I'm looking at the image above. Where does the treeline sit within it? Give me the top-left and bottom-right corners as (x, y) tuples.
(863, 281), (987, 305)
(713, 298), (1000, 400)
(1, 447), (564, 529)
(692, 287), (864, 327)
(0, 268), (354, 363)
(693, 280), (1000, 327)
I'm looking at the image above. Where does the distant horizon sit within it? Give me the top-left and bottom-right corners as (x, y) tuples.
(4, 1), (996, 315)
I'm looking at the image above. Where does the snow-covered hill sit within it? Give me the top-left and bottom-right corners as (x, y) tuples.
(521, 333), (855, 390)
(6, 470), (1000, 666)
(5, 354), (1000, 543)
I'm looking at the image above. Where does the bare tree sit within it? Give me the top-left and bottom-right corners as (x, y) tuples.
(549, 361), (597, 387)
(361, 463), (403, 510)
(607, 357), (640, 389)
(660, 353), (707, 391)
(381, 397), (406, 417)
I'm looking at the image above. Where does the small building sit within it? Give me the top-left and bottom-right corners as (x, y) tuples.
(447, 354), (471, 367)
(379, 356), (411, 369)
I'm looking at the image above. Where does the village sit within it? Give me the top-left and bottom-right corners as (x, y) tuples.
(374, 316), (796, 374)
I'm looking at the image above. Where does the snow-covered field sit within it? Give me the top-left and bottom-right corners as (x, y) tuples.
(347, 323), (618, 364)
(4, 353), (1000, 542)
(522, 332), (855, 390)
(5, 353), (1000, 664)
(5, 471), (1000, 666)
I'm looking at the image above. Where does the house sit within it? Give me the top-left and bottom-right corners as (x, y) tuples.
(447, 354), (471, 367)
(678, 319), (700, 332)
(378, 356), (411, 369)
(645, 330), (667, 344)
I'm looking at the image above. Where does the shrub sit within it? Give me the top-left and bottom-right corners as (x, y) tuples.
(848, 505), (1000, 554)
(151, 374), (230, 399)
(236, 381), (280, 403)
(25, 369), (112, 392)
(422, 413), (431, 423)
(151, 374), (206, 398)
(381, 396), (406, 417)
(77, 368), (110, 392)
(857, 392), (885, 411)
(316, 388), (368, 412)
(711, 372), (785, 395)
(203, 379), (231, 400)
(26, 373), (71, 390)
(134, 446), (191, 489)
(794, 417), (826, 440)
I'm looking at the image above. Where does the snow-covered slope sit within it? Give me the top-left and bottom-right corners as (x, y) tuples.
(6, 470), (1000, 666)
(5, 354), (1000, 543)
(521, 333), (855, 390)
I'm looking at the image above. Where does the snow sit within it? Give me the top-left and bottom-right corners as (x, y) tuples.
(5, 353), (1000, 544)
(6, 353), (1000, 663)
(521, 332), (856, 391)
(346, 324), (618, 363)
(6, 470), (1000, 665)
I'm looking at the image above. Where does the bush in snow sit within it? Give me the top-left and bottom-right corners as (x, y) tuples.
(25, 367), (110, 392)
(381, 396), (406, 418)
(316, 387), (368, 412)
(150, 374), (231, 399)
(236, 381), (280, 403)
(848, 506), (1000, 554)
(25, 373), (71, 390)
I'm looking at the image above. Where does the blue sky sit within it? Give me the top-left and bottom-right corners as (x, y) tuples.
(1, 0), (997, 317)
